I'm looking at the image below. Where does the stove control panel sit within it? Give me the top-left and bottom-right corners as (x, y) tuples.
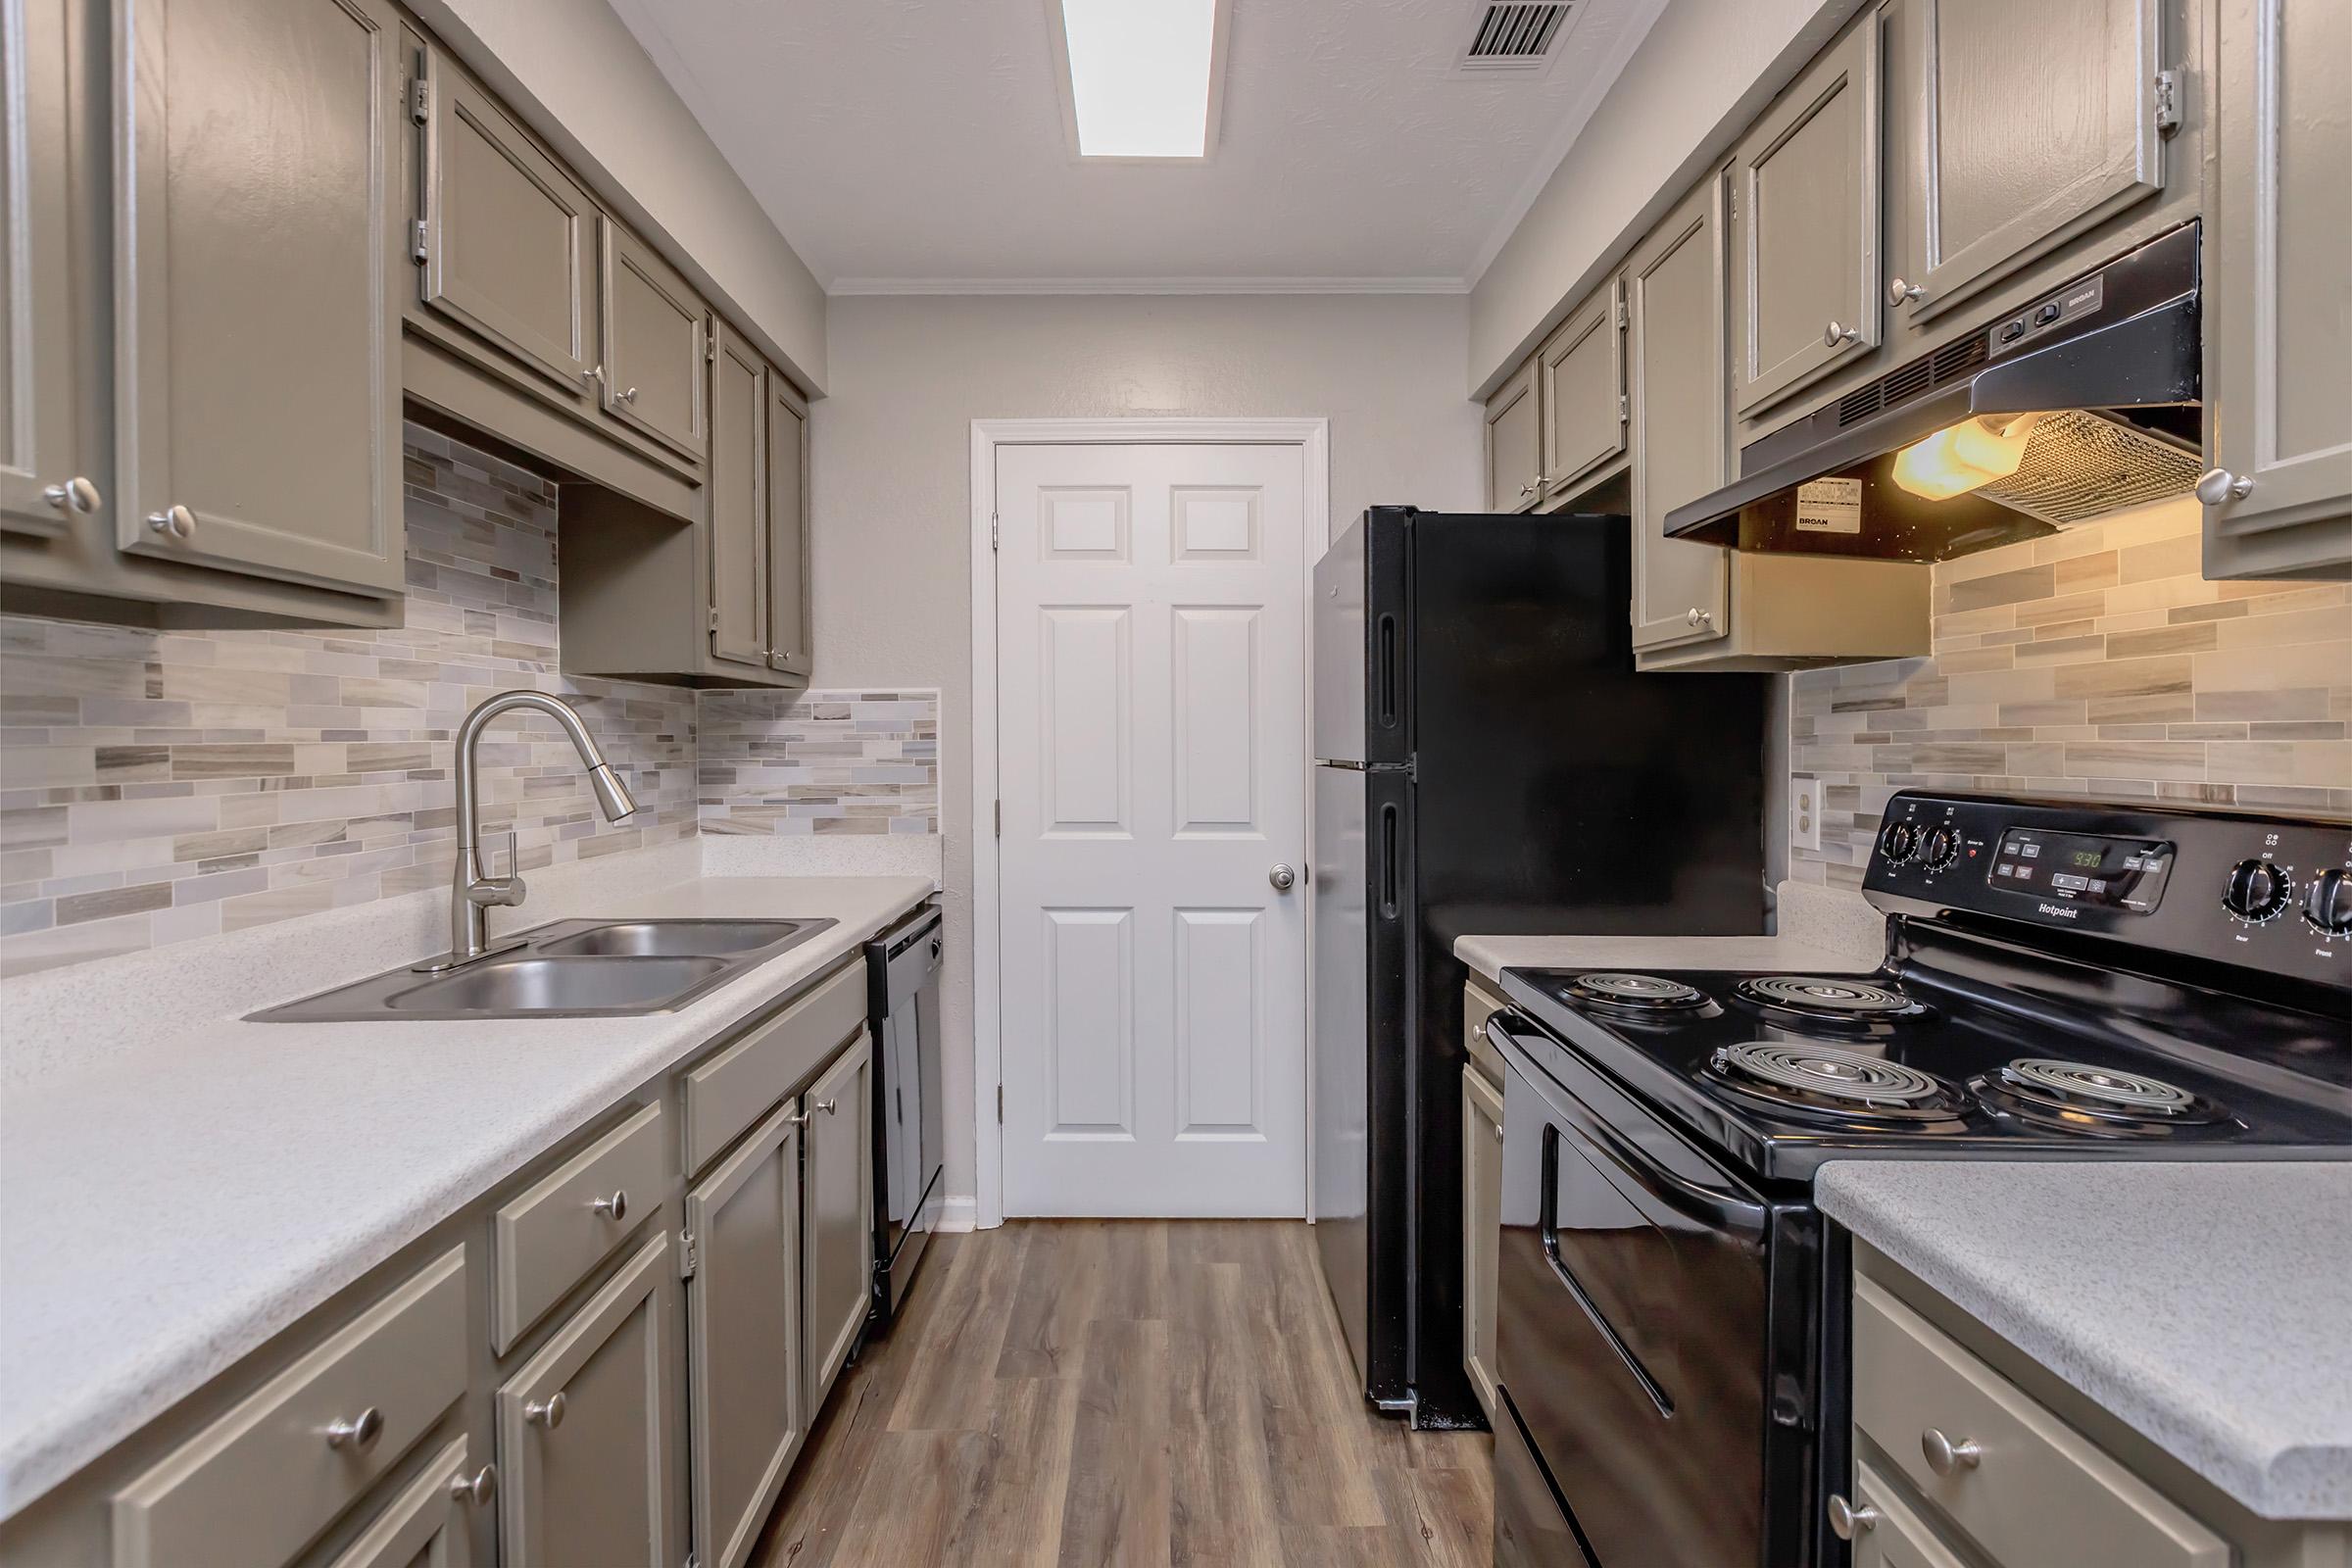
(1864, 791), (2352, 992)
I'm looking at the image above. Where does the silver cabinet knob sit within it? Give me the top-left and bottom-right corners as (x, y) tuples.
(1824, 319), (1862, 348)
(448, 1463), (497, 1507)
(581, 364), (605, 389)
(617, 385), (638, 403)
(1492, 1119), (1504, 1143)
(1472, 1019), (1489, 1042)
(1685, 607), (1716, 628)
(816, 1097), (839, 1115)
(43, 477), (100, 514)
(2196, 467), (2256, 506)
(1269, 863), (1298, 892)
(146, 504), (196, 540)
(1827, 1494), (1879, 1540)
(1517, 482), (1539, 499)
(1922, 1427), (1983, 1475)
(325, 1406), (384, 1452)
(523, 1391), (566, 1429)
(591, 1189), (628, 1222)
(1887, 277), (1924, 308)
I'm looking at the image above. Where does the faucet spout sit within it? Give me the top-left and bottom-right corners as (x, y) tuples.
(423, 690), (640, 972)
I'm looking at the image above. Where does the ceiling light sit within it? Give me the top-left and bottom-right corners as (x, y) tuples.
(1892, 415), (2041, 501)
(1054, 0), (1227, 160)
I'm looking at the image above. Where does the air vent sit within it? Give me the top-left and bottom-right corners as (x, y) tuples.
(1462, 3), (1573, 69)
(1837, 334), (1994, 426)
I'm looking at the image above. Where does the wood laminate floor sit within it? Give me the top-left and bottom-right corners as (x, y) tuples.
(752, 1220), (1493, 1567)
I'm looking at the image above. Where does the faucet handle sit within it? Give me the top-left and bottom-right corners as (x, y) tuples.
(484, 830), (518, 880)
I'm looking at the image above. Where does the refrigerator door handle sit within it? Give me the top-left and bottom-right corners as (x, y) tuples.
(1376, 612), (1399, 730)
(1378, 802), (1400, 919)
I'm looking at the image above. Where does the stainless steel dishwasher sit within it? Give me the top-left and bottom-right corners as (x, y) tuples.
(866, 903), (944, 1330)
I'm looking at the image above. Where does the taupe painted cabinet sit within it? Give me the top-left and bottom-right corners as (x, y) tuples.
(801, 1032), (873, 1412)
(0, 0), (84, 540)
(1459, 1062), (1503, 1424)
(600, 219), (710, 462)
(1482, 359), (1541, 512)
(765, 374), (812, 677)
(708, 318), (770, 672)
(1536, 279), (1628, 505)
(2199, 0), (2352, 579)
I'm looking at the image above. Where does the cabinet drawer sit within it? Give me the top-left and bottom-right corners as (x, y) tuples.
(111, 1249), (467, 1568)
(1852, 1275), (2227, 1568)
(680, 959), (865, 1177)
(493, 1102), (667, 1353)
(323, 1435), (478, 1568)
(1463, 980), (1507, 1088)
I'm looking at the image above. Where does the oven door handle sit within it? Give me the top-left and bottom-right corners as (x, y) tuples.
(1487, 1011), (1770, 1234)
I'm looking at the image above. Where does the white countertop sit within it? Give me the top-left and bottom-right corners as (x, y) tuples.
(1455, 932), (1879, 984)
(0, 869), (932, 1519)
(1819, 1160), (2352, 1520)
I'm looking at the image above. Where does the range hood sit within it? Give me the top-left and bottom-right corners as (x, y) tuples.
(1668, 222), (2203, 564)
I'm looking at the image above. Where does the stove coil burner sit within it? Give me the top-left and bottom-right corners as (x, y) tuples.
(1564, 972), (1712, 1015)
(1975, 1057), (2226, 1136)
(1735, 975), (1922, 1025)
(1709, 1042), (1960, 1121)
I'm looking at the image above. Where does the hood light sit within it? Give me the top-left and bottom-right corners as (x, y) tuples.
(1891, 415), (2042, 501)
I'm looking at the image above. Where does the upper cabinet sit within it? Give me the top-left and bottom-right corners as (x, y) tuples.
(765, 374), (811, 678)
(600, 218), (710, 461)
(1885, 0), (2168, 328)
(2200, 0), (2352, 579)
(1729, 10), (1881, 416)
(0, 0), (85, 542)
(1625, 176), (1732, 653)
(1483, 359), (1541, 512)
(1537, 279), (1628, 504)
(707, 318), (769, 673)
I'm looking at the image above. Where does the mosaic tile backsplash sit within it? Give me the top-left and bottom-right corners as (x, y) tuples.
(1790, 498), (2352, 888)
(699, 690), (940, 836)
(0, 427), (708, 976)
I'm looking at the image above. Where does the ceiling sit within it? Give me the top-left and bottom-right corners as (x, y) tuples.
(606, 0), (1665, 292)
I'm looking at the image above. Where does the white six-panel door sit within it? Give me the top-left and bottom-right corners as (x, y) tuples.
(995, 444), (1308, 1216)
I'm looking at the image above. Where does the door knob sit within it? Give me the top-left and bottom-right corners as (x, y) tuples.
(523, 1392), (566, 1430)
(2196, 467), (2255, 506)
(1827, 1494), (1879, 1540)
(324, 1406), (383, 1452)
(1922, 1427), (1983, 1474)
(1887, 277), (1924, 308)
(448, 1464), (497, 1507)
(43, 476), (100, 514)
(1824, 319), (1862, 348)
(618, 385), (638, 404)
(590, 1189), (628, 1221)
(146, 504), (196, 540)
(1269, 864), (1297, 893)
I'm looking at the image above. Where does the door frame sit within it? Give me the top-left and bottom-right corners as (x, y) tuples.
(968, 417), (1331, 1229)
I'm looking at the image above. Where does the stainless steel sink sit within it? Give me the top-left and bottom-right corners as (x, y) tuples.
(249, 915), (838, 1022)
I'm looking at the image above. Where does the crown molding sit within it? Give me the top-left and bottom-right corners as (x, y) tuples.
(826, 274), (1470, 297)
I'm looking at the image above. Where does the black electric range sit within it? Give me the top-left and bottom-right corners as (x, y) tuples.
(1485, 791), (2352, 1568)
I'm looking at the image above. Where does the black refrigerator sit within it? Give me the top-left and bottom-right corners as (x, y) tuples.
(1311, 506), (1770, 1428)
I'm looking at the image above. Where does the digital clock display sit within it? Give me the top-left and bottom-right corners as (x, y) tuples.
(2068, 849), (2103, 868)
(1987, 827), (2174, 913)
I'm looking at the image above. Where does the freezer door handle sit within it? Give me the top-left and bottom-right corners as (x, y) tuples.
(1377, 803), (1400, 919)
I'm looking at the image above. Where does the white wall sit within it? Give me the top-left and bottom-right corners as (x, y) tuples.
(416, 0), (828, 392)
(808, 293), (1482, 1206)
(1469, 0), (1857, 394)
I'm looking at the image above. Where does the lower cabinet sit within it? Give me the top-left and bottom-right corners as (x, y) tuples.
(801, 1032), (874, 1409)
(684, 1101), (806, 1568)
(1846, 1459), (1969, 1568)
(324, 1436), (485, 1568)
(1460, 1063), (1504, 1422)
(497, 1234), (676, 1568)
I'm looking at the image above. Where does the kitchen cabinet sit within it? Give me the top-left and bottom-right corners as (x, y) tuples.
(684, 1101), (805, 1568)
(765, 372), (812, 677)
(497, 1233), (676, 1568)
(1535, 279), (1628, 503)
(1844, 1460), (1969, 1568)
(599, 217), (709, 462)
(1626, 175), (1733, 653)
(324, 1436), (486, 1568)
(1484, 359), (1542, 512)
(0, 0), (86, 541)
(707, 317), (769, 671)
(112, 0), (406, 597)
(801, 1033), (873, 1410)
(1884, 0), (2169, 329)
(1460, 1061), (1503, 1424)
(2199, 0), (2352, 580)
(1729, 8), (1881, 416)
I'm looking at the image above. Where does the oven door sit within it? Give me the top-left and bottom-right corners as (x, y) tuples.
(1488, 1011), (1774, 1568)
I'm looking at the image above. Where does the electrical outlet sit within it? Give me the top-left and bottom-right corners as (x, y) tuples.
(1789, 779), (1823, 853)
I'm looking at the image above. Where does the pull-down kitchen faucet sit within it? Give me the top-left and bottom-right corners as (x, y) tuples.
(420, 690), (639, 972)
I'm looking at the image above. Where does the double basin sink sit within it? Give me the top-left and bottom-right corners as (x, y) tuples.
(250, 917), (837, 1022)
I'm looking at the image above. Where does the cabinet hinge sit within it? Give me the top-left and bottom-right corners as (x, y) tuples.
(2152, 68), (2182, 136)
(990, 512), (1000, 551)
(1617, 392), (1630, 422)
(993, 799), (1002, 838)
(1615, 297), (1628, 330)
(411, 220), (429, 266)
(408, 75), (429, 125)
(997, 1084), (1004, 1124)
(679, 1229), (699, 1279)
(705, 323), (717, 363)
(708, 606), (720, 632)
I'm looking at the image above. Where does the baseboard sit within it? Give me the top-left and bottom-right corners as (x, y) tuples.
(935, 1195), (981, 1233)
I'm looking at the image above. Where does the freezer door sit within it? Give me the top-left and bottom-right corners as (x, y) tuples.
(1313, 509), (1411, 766)
(1313, 516), (1369, 764)
(1312, 760), (1371, 1370)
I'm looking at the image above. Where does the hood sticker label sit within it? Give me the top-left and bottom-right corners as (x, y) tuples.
(1794, 476), (1863, 534)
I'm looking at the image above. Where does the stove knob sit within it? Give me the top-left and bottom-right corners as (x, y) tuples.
(1879, 820), (1921, 865)
(2223, 858), (2292, 922)
(1921, 825), (1961, 871)
(2304, 868), (2352, 935)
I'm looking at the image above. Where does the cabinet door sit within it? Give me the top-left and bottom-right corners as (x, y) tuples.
(1, 0), (88, 539)
(418, 48), (598, 397)
(685, 1102), (803, 1568)
(706, 318), (768, 669)
(324, 1436), (477, 1568)
(497, 1235), (673, 1568)
(801, 1033), (872, 1408)
(1484, 359), (1541, 512)
(113, 0), (405, 594)
(1537, 280), (1626, 500)
(1627, 175), (1732, 652)
(1888, 0), (2165, 324)
(764, 373), (810, 678)
(1731, 13), (1880, 415)
(1847, 1461), (1969, 1568)
(599, 218), (707, 461)
(1460, 1065), (1503, 1422)
(2201, 0), (2352, 577)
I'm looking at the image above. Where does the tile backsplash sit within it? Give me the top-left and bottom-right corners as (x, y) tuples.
(1791, 498), (2352, 887)
(698, 690), (940, 836)
(0, 428), (698, 976)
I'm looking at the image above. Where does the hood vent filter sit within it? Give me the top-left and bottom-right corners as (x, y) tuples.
(1974, 409), (2202, 526)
